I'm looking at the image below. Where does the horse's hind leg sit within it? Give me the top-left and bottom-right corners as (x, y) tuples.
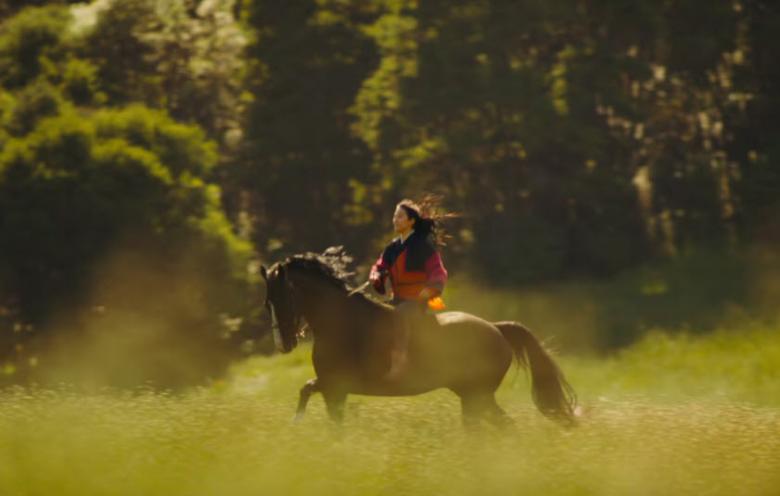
(460, 397), (482, 429)
(458, 393), (491, 429)
(458, 392), (513, 429)
(322, 389), (347, 424)
(294, 378), (319, 422)
(485, 396), (514, 429)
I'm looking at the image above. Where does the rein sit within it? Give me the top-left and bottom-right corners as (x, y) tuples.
(348, 280), (371, 297)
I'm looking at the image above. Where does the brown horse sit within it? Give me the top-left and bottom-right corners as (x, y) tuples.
(261, 248), (577, 427)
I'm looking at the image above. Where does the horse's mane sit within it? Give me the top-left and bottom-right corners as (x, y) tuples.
(282, 246), (393, 312)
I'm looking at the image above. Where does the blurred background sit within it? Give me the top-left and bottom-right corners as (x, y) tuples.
(1, 0), (778, 388)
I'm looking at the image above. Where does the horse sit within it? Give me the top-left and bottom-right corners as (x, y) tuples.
(261, 247), (577, 427)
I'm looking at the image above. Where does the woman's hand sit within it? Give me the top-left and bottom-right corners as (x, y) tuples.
(369, 269), (383, 285)
(369, 268), (387, 294)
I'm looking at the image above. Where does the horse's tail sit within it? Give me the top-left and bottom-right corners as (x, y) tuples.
(495, 321), (578, 425)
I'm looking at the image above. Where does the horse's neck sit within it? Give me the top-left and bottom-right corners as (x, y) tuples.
(293, 275), (355, 340)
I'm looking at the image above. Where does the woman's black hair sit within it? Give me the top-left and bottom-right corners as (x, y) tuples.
(397, 195), (456, 247)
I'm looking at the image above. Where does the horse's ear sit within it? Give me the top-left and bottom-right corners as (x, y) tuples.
(260, 264), (268, 280)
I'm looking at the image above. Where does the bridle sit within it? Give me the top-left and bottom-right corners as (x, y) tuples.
(264, 298), (281, 348)
(264, 267), (303, 350)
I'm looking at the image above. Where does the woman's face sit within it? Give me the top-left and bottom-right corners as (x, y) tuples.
(393, 205), (415, 234)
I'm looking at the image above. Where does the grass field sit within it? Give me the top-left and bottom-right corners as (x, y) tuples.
(1, 324), (779, 495)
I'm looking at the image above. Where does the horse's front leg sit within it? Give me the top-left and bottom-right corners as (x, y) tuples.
(294, 378), (319, 422)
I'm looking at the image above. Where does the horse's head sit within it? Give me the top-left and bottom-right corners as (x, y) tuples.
(261, 262), (301, 353)
(260, 248), (381, 353)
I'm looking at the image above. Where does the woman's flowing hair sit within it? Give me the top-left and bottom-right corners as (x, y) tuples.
(398, 194), (458, 247)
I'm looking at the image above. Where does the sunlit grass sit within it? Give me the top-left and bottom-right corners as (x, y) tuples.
(1, 324), (779, 495)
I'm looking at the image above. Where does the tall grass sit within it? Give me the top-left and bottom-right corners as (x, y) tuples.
(1, 323), (779, 495)
(446, 247), (780, 351)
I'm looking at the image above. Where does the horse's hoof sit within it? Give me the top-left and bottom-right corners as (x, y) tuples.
(292, 412), (304, 423)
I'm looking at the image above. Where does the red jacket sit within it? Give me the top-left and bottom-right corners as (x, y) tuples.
(370, 242), (448, 301)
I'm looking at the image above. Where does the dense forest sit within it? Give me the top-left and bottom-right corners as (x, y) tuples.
(0, 0), (778, 386)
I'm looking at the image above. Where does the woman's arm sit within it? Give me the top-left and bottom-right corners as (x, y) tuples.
(369, 255), (389, 294)
(422, 252), (448, 297)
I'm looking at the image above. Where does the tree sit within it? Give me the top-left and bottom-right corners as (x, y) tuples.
(239, 0), (380, 258)
(731, 1), (780, 243)
(81, 0), (247, 145)
(0, 106), (260, 387)
(350, 0), (651, 282)
(0, 5), (72, 89)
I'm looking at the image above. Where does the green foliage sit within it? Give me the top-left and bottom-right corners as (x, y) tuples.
(0, 112), (168, 316)
(0, 0), (779, 386)
(0, 0), (773, 289)
(93, 105), (217, 178)
(0, 107), (256, 386)
(731, 2), (780, 243)
(60, 57), (102, 105)
(5, 79), (66, 135)
(81, 0), (247, 143)
(0, 5), (72, 89)
(1, 0), (247, 144)
(81, 0), (158, 104)
(241, 0), (380, 255)
(598, 325), (780, 402)
(445, 247), (778, 352)
(350, 0), (652, 281)
(235, 0), (778, 287)
(0, 1), (83, 20)
(0, 88), (14, 142)
(149, 0), (248, 142)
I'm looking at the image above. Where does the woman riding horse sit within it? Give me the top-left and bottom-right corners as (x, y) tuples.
(261, 248), (577, 427)
(369, 198), (451, 379)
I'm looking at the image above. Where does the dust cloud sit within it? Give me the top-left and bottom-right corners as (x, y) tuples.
(29, 240), (255, 390)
